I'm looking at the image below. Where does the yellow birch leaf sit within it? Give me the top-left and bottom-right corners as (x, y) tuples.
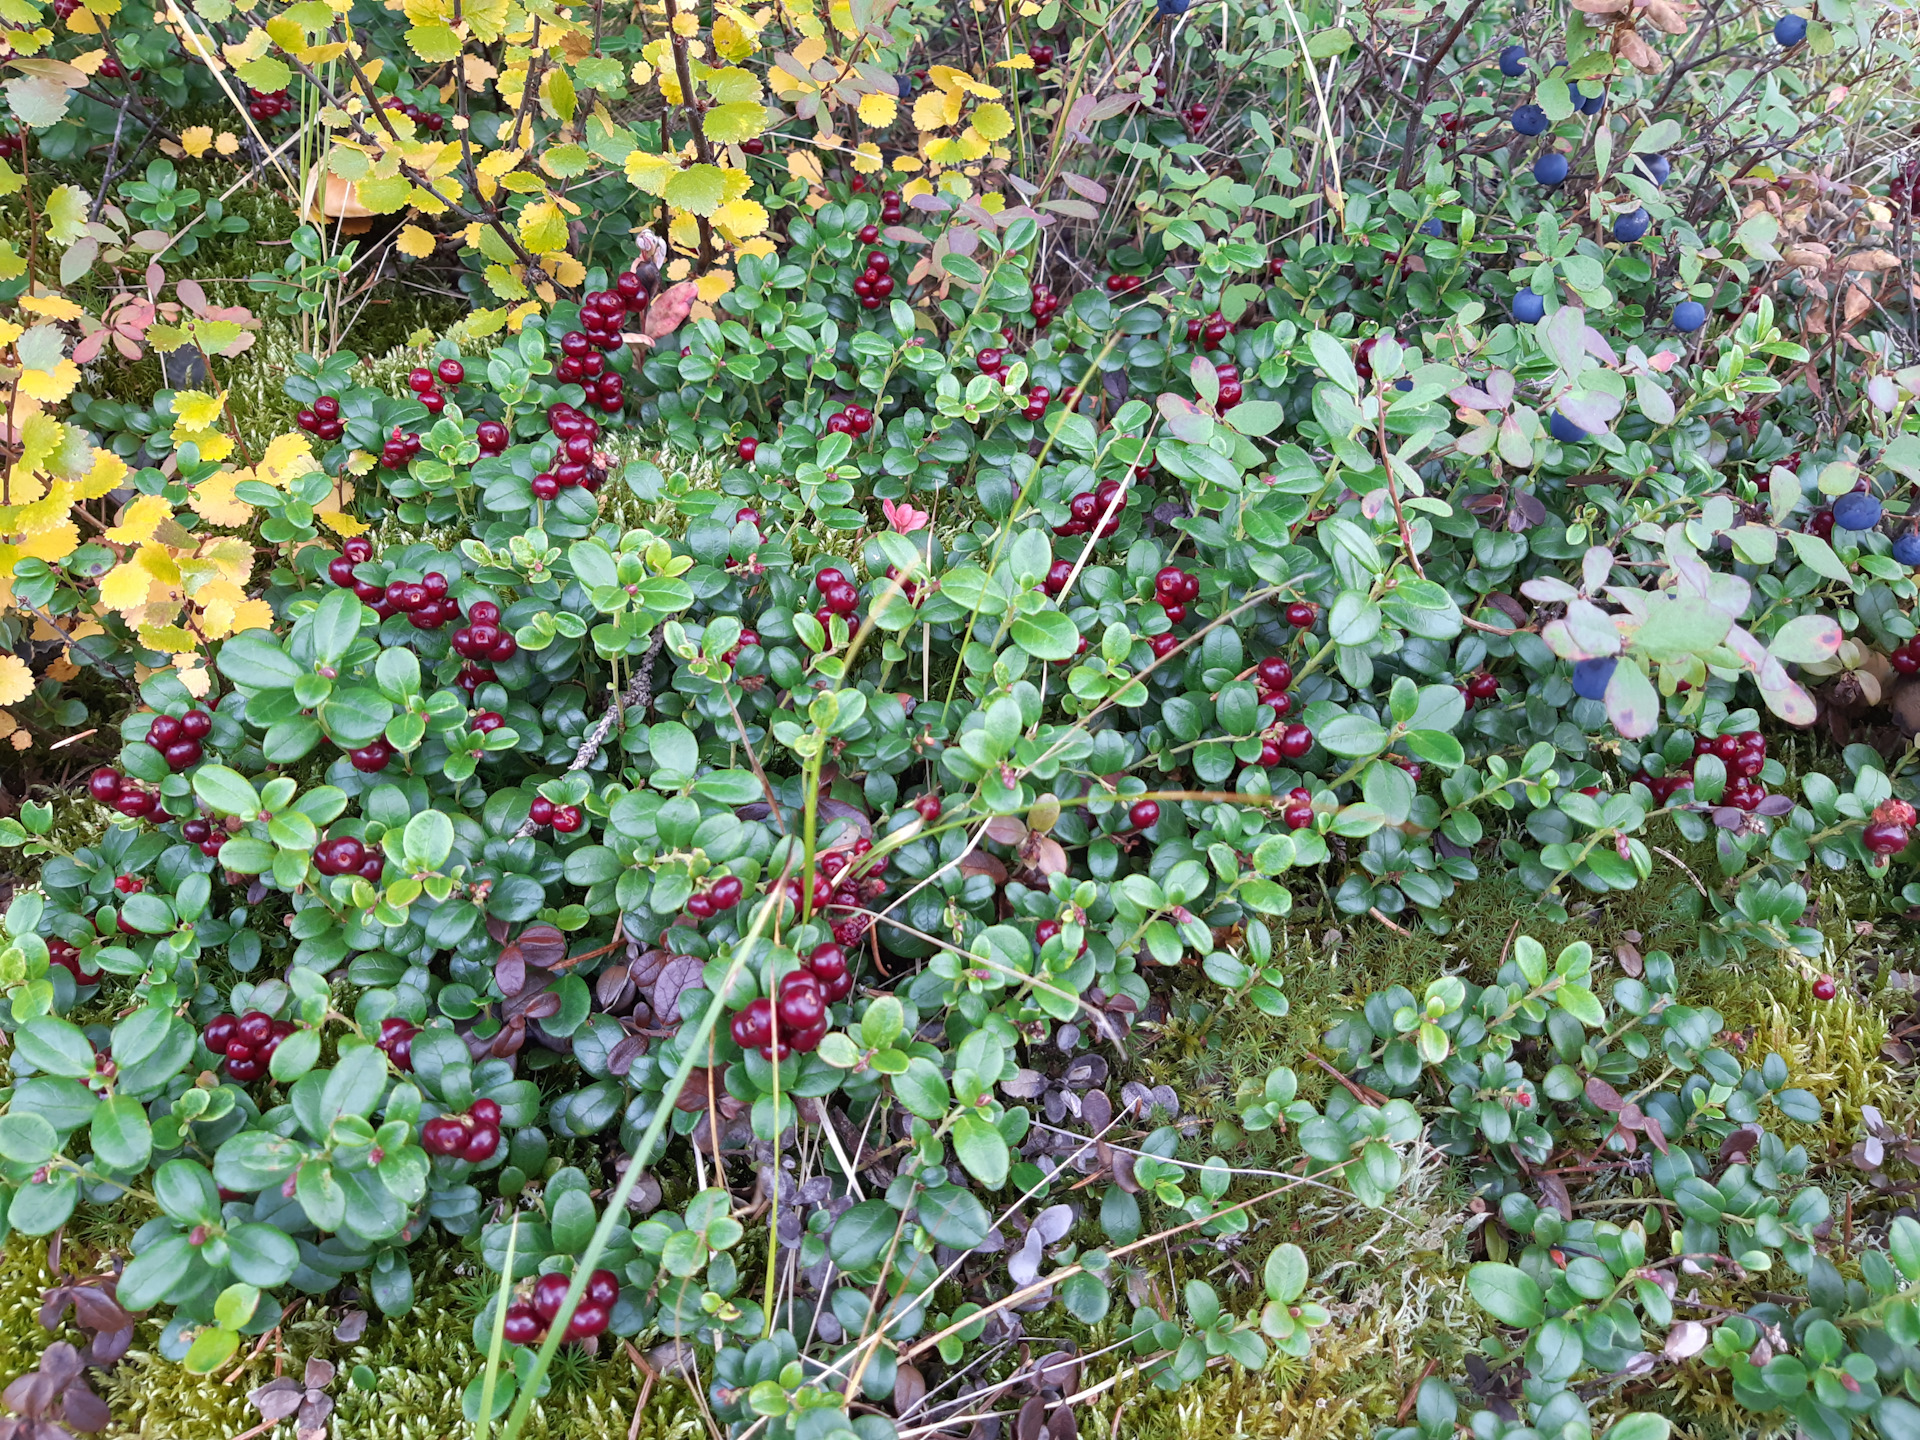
(105, 494), (171, 543)
(19, 361), (79, 404)
(227, 599), (275, 634)
(99, 561), (152, 611)
(19, 295), (82, 320)
(181, 125), (213, 157)
(215, 133), (240, 155)
(0, 654), (31, 706)
(12, 494), (68, 534)
(858, 91), (898, 127)
(852, 142), (883, 173)
(187, 472), (252, 527)
(75, 448), (127, 499)
(969, 101), (1013, 142)
(317, 508), (370, 537)
(258, 432), (316, 485)
(713, 198), (769, 238)
(197, 539), (254, 586)
(695, 269), (735, 302)
(171, 389), (226, 432)
(137, 624), (199, 654)
(17, 523), (77, 563)
(396, 224), (436, 257)
(195, 433), (236, 463)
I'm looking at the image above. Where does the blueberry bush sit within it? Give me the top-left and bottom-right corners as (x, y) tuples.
(0, 0), (1913, 1433)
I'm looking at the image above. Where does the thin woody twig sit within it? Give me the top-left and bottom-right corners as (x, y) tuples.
(512, 629), (665, 839)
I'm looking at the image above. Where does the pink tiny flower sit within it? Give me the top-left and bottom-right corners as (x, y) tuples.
(883, 499), (929, 535)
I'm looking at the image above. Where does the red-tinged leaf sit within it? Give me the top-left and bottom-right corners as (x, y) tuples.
(1640, 1113), (1669, 1154)
(640, 280), (698, 340)
(1586, 1077), (1625, 1112)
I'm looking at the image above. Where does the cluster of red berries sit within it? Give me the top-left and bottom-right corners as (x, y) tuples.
(1281, 787), (1315, 829)
(109, 875), (146, 934)
(1865, 799), (1916, 857)
(975, 347), (1014, 384)
(380, 94), (444, 133)
(377, 426), (423, 471)
(1020, 384), (1051, 421)
(181, 817), (228, 859)
(421, 1098), (502, 1161)
(825, 403), (876, 436)
(1030, 43), (1055, 70)
(775, 847), (890, 947)
(204, 1011), (295, 1083)
(503, 1270), (620, 1346)
(730, 946), (851, 1059)
(91, 762), (162, 825)
(882, 564), (921, 603)
(1182, 102), (1209, 128)
(405, 357), (464, 416)
(1458, 672), (1502, 707)
(876, 188), (906, 225)
(1212, 361), (1244, 412)
(1153, 565), (1200, 622)
(852, 250), (895, 309)
(295, 395), (347, 443)
(686, 874), (745, 919)
(1186, 310), (1232, 350)
(1029, 282), (1062, 328)
(533, 404), (608, 499)
(47, 936), (99, 986)
(721, 625), (760, 664)
(1890, 638), (1920, 675)
(476, 419), (509, 456)
(376, 1016), (418, 1070)
(314, 834), (386, 881)
(1052, 479), (1127, 544)
(1634, 730), (1770, 805)
(141, 708), (213, 773)
(449, 599), (518, 668)
(1258, 724), (1315, 767)
(527, 796), (585, 833)
(1104, 273), (1147, 296)
(1255, 655), (1296, 719)
(813, 567), (862, 630)
(245, 86), (293, 122)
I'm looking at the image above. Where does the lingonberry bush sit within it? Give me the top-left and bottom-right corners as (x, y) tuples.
(0, 0), (1912, 1429)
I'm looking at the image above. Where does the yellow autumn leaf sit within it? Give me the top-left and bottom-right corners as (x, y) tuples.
(19, 361), (79, 404)
(197, 538), (254, 586)
(105, 494), (172, 543)
(181, 125), (214, 157)
(138, 624), (199, 655)
(998, 53), (1034, 68)
(170, 656), (211, 699)
(969, 102), (1013, 142)
(788, 149), (824, 185)
(792, 33), (827, 64)
(893, 153), (924, 172)
(75, 448), (127, 500)
(19, 294), (82, 321)
(712, 14), (755, 59)
(852, 142), (884, 174)
(17, 523), (77, 564)
(0, 654), (32, 706)
(12, 493), (68, 534)
(215, 133), (241, 156)
(99, 561), (153, 611)
(317, 508), (370, 537)
(227, 599), (274, 635)
(858, 91), (898, 127)
(664, 164), (729, 217)
(396, 224), (436, 257)
(171, 389), (227, 433)
(187, 471), (253, 527)
(257, 432), (316, 485)
(713, 197), (769, 238)
(519, 200), (569, 254)
(914, 89), (961, 130)
(625, 151), (674, 195)
(505, 300), (544, 332)
(196, 433), (236, 463)
(695, 269), (735, 302)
